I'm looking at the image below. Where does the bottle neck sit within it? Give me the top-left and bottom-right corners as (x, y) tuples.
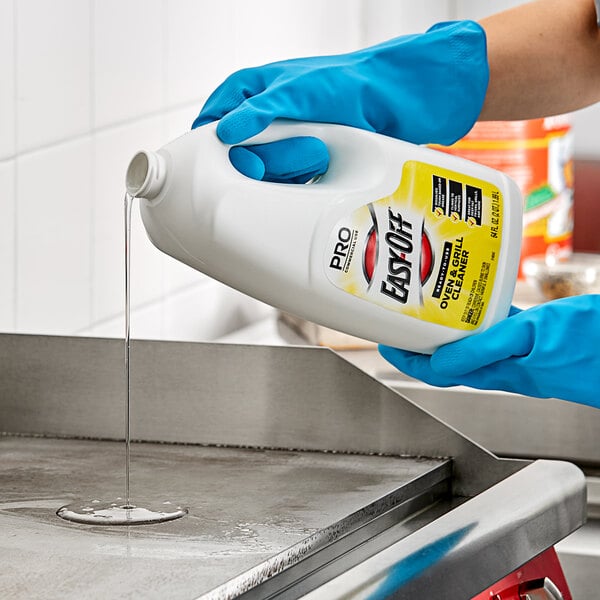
(125, 151), (166, 200)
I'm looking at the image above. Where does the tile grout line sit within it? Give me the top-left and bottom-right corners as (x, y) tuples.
(75, 278), (212, 335)
(449, 0), (458, 20)
(12, 0), (18, 330)
(89, 0), (96, 333)
(0, 98), (202, 164)
(160, 0), (169, 338)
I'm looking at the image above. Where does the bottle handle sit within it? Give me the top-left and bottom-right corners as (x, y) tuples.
(229, 119), (392, 187)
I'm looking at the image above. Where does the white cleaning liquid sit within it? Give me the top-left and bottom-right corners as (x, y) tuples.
(125, 121), (522, 353)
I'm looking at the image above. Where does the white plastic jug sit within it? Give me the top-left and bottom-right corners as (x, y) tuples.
(126, 121), (522, 353)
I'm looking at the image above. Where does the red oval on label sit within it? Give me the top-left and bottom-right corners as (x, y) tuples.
(364, 227), (377, 282)
(420, 231), (433, 284)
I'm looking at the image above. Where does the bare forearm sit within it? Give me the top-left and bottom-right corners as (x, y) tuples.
(479, 0), (600, 120)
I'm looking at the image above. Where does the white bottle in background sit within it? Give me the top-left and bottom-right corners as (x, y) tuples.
(126, 120), (522, 353)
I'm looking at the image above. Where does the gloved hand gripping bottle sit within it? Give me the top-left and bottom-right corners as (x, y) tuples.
(126, 121), (523, 353)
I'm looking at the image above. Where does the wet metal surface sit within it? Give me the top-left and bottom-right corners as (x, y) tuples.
(0, 435), (447, 600)
(0, 336), (587, 598)
(0, 334), (522, 497)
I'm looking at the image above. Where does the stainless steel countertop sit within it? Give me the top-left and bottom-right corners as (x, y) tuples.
(0, 436), (447, 600)
(0, 334), (587, 599)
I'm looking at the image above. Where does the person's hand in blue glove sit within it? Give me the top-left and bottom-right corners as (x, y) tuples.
(192, 20), (488, 183)
(379, 295), (600, 409)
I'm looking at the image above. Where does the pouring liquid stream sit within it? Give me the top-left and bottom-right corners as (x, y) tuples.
(124, 192), (132, 508)
(56, 193), (187, 526)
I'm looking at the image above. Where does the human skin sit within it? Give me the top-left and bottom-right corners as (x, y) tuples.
(479, 0), (600, 120)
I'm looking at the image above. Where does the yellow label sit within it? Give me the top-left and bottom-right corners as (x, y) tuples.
(324, 160), (503, 330)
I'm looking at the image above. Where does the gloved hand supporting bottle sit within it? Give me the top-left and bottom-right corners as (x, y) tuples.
(379, 295), (600, 409)
(193, 20), (489, 183)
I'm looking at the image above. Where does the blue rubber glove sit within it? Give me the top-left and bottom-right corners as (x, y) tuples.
(228, 137), (329, 184)
(379, 295), (600, 408)
(193, 20), (488, 183)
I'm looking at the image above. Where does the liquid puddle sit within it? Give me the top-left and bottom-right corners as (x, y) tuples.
(57, 499), (187, 526)
(57, 193), (188, 526)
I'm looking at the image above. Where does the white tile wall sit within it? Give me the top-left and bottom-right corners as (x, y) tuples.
(234, 0), (362, 67)
(164, 105), (200, 142)
(572, 105), (600, 159)
(0, 160), (15, 331)
(454, 0), (528, 21)
(3, 0), (373, 341)
(310, 0), (363, 54)
(16, 138), (92, 334)
(164, 0), (239, 107)
(0, 0), (15, 160)
(6, 1), (599, 341)
(161, 282), (274, 343)
(361, 1), (451, 45)
(93, 0), (164, 129)
(16, 0), (91, 152)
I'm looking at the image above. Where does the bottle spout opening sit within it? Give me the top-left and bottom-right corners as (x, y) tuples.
(126, 151), (166, 200)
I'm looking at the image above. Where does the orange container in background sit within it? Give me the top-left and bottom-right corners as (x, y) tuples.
(434, 116), (574, 277)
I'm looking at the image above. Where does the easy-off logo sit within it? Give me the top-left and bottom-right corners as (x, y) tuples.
(372, 207), (433, 305)
(380, 208), (414, 303)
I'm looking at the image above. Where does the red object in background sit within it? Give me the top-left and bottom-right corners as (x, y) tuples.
(471, 547), (571, 599)
(573, 160), (600, 253)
